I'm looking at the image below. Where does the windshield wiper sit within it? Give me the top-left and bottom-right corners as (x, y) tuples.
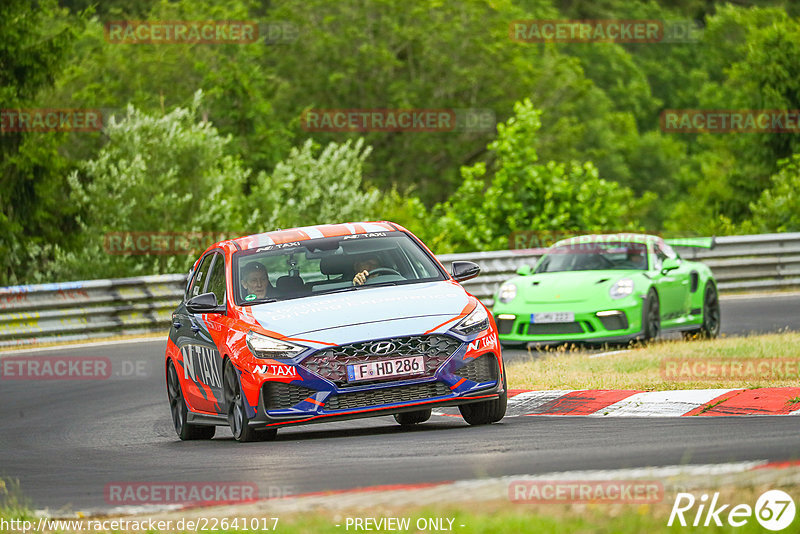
(245, 297), (278, 305)
(318, 280), (402, 296)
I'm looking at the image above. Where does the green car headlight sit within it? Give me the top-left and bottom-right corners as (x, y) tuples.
(498, 282), (517, 303)
(246, 331), (306, 359)
(609, 278), (634, 300)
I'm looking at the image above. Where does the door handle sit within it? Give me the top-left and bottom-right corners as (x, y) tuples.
(190, 324), (201, 333)
(172, 320), (182, 329)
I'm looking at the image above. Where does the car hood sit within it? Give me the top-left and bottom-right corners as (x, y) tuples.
(248, 281), (471, 339)
(517, 270), (643, 303)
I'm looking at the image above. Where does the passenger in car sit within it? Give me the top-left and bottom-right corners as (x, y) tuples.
(241, 262), (270, 299)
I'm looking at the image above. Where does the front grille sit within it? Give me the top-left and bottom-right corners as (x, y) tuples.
(526, 322), (584, 335)
(263, 382), (318, 410)
(457, 354), (497, 383)
(325, 382), (451, 411)
(301, 334), (461, 386)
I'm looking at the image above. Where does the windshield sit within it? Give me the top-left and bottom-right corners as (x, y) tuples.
(233, 232), (446, 305)
(535, 242), (649, 273)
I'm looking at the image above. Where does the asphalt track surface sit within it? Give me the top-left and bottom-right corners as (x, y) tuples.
(1, 294), (799, 512)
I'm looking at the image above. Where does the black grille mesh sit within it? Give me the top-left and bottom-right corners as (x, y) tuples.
(301, 335), (461, 386)
(325, 381), (451, 411)
(526, 322), (584, 335)
(263, 382), (318, 410)
(456, 353), (497, 383)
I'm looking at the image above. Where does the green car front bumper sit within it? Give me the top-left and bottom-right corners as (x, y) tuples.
(493, 295), (647, 346)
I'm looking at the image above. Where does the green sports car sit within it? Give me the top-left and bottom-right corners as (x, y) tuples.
(492, 233), (720, 346)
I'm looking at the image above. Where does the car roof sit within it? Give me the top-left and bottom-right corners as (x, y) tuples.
(552, 233), (664, 248)
(230, 221), (400, 251)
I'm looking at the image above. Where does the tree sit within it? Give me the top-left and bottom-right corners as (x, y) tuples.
(53, 92), (250, 280)
(749, 154), (800, 232)
(245, 138), (379, 232)
(0, 0), (85, 285)
(421, 99), (644, 253)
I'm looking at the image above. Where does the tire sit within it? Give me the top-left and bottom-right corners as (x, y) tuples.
(166, 361), (215, 440)
(642, 288), (660, 342)
(458, 367), (507, 426)
(684, 283), (721, 340)
(223, 361), (277, 443)
(394, 409), (432, 426)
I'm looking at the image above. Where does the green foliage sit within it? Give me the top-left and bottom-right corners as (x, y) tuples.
(245, 138), (379, 232)
(53, 92), (250, 279)
(0, 0), (86, 285)
(424, 99), (644, 253)
(749, 154), (800, 232)
(5, 0), (800, 284)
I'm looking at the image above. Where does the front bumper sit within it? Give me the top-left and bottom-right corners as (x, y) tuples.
(493, 297), (645, 345)
(248, 349), (504, 429)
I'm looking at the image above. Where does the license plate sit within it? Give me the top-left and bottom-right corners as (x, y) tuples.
(531, 312), (575, 323)
(347, 356), (425, 382)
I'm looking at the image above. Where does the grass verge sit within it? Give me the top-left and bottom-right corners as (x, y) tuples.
(505, 332), (800, 390)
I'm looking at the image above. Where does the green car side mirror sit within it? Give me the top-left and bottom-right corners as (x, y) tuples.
(661, 257), (680, 274)
(516, 265), (532, 276)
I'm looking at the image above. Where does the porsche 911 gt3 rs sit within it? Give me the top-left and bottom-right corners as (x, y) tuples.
(165, 222), (506, 441)
(492, 233), (720, 346)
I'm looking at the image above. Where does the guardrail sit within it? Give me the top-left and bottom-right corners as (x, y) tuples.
(1, 232), (798, 347)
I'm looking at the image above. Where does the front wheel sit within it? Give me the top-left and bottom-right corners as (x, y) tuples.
(166, 361), (215, 440)
(224, 361), (277, 443)
(459, 370), (507, 425)
(642, 288), (660, 342)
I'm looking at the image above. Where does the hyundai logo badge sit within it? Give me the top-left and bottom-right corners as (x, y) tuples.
(369, 341), (396, 355)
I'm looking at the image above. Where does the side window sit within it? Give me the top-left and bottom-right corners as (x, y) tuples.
(188, 254), (215, 298)
(653, 244), (669, 270)
(206, 254), (227, 306)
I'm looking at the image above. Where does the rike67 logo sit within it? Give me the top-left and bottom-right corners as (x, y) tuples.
(668, 490), (796, 531)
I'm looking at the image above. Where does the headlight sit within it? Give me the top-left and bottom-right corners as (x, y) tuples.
(451, 305), (490, 336)
(246, 331), (306, 359)
(497, 282), (517, 303)
(609, 278), (634, 300)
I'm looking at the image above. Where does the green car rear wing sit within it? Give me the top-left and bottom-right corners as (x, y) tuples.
(663, 236), (715, 249)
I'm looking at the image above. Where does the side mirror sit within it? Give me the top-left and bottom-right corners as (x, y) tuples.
(661, 257), (680, 274)
(186, 292), (224, 314)
(516, 265), (532, 276)
(451, 261), (480, 282)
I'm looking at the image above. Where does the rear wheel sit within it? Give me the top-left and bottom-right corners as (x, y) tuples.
(166, 361), (215, 440)
(642, 289), (660, 342)
(394, 409), (432, 426)
(223, 361), (277, 443)
(459, 368), (507, 425)
(684, 283), (720, 339)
